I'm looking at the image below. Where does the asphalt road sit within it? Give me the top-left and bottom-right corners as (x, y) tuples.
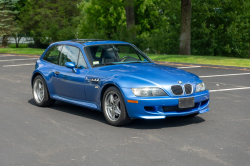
(0, 54), (249, 166)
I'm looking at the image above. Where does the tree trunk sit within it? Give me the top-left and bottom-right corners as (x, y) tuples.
(14, 35), (19, 48)
(2, 36), (8, 47)
(124, 0), (135, 31)
(249, 43), (250, 59)
(178, 0), (191, 55)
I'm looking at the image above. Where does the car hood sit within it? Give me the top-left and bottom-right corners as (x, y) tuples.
(94, 63), (200, 88)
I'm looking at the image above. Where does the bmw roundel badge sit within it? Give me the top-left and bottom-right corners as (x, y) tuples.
(178, 81), (183, 84)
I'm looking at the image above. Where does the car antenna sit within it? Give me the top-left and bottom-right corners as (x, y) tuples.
(68, 22), (78, 39)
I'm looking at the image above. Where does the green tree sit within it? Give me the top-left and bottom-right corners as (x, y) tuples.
(192, 0), (250, 58)
(12, 0), (28, 48)
(135, 0), (164, 35)
(13, 0), (250, 58)
(78, 0), (165, 50)
(78, 0), (126, 39)
(19, 0), (81, 47)
(0, 0), (19, 46)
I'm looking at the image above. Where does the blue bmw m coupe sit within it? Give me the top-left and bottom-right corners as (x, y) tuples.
(31, 39), (210, 126)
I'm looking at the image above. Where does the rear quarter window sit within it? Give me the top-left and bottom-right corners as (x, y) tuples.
(43, 45), (62, 64)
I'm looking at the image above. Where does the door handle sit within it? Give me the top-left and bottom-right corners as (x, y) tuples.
(54, 71), (60, 75)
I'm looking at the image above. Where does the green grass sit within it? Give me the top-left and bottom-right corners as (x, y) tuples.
(7, 43), (29, 48)
(0, 47), (250, 67)
(0, 47), (45, 55)
(147, 54), (250, 68)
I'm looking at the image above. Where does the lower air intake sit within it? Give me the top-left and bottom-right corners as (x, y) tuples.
(162, 103), (200, 112)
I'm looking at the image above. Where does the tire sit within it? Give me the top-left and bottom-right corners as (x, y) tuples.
(185, 113), (199, 118)
(32, 75), (55, 107)
(102, 86), (132, 126)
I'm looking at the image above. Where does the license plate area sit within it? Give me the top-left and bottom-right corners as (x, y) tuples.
(178, 97), (195, 109)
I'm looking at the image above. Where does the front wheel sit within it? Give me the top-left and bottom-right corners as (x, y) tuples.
(102, 86), (132, 126)
(32, 75), (55, 107)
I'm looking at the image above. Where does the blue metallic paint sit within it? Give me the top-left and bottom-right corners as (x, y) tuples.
(31, 40), (210, 119)
(65, 62), (76, 69)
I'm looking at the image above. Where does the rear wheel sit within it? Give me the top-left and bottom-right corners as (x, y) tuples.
(33, 75), (55, 107)
(102, 86), (132, 126)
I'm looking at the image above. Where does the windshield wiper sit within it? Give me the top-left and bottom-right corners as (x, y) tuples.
(93, 63), (116, 67)
(103, 62), (117, 65)
(125, 61), (145, 63)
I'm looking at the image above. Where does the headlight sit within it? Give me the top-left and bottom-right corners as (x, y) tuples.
(196, 82), (206, 92)
(132, 87), (168, 97)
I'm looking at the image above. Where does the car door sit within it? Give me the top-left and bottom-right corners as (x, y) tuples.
(42, 45), (63, 95)
(52, 45), (88, 101)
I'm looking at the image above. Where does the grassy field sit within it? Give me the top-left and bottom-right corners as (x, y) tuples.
(0, 47), (44, 55)
(7, 43), (29, 48)
(147, 54), (250, 68)
(0, 47), (250, 68)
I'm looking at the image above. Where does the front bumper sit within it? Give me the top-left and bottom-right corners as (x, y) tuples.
(122, 89), (210, 119)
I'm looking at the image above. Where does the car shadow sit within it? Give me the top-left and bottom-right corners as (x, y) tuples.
(28, 99), (205, 129)
(125, 116), (205, 129)
(28, 99), (107, 123)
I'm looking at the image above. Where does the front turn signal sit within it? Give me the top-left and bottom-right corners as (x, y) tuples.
(127, 100), (138, 103)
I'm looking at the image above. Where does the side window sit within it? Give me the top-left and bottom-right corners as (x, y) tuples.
(59, 45), (80, 67)
(43, 45), (62, 64)
(77, 52), (88, 69)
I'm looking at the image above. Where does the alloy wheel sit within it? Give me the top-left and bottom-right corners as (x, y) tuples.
(104, 91), (121, 121)
(33, 79), (44, 103)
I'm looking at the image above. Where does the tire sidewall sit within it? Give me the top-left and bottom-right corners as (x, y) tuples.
(32, 75), (50, 106)
(102, 86), (130, 126)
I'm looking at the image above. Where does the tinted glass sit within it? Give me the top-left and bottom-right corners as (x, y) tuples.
(117, 45), (142, 60)
(95, 47), (103, 58)
(43, 45), (62, 64)
(84, 44), (152, 67)
(59, 45), (80, 67)
(77, 52), (88, 69)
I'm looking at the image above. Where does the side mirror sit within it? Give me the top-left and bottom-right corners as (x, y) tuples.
(65, 62), (75, 68)
(65, 62), (77, 73)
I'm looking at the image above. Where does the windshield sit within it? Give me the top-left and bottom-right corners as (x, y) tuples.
(84, 44), (153, 67)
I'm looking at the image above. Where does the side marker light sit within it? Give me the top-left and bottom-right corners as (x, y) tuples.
(127, 100), (138, 103)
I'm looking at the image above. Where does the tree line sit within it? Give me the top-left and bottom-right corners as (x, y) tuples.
(1, 0), (250, 58)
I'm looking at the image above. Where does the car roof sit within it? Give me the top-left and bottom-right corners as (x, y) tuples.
(61, 39), (130, 46)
